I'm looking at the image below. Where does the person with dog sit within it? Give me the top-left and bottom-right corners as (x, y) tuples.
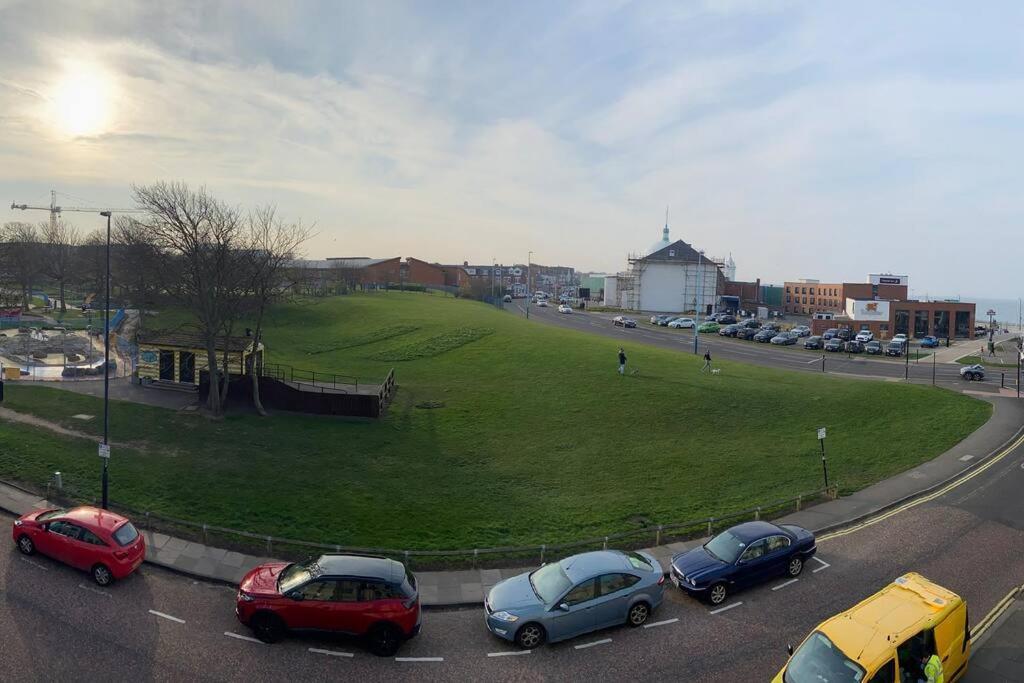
(701, 349), (712, 373)
(618, 347), (627, 375)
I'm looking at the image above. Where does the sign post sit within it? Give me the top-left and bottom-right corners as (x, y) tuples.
(816, 427), (829, 490)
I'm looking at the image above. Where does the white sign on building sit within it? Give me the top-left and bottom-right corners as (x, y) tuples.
(845, 299), (891, 321)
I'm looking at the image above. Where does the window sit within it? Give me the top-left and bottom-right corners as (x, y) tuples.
(933, 310), (949, 338)
(786, 295), (791, 303)
(801, 287), (807, 294)
(80, 529), (107, 546)
(298, 580), (338, 601)
(914, 310), (930, 337)
(599, 573), (640, 596)
(810, 297), (815, 304)
(955, 311), (971, 338)
(335, 579), (361, 602)
(563, 578), (598, 606)
(802, 296), (807, 304)
(895, 310), (910, 336)
(113, 522), (139, 547)
(49, 521), (82, 541)
(896, 629), (936, 683)
(866, 658), (896, 683)
(786, 286), (791, 293)
(625, 552), (653, 571)
(359, 581), (390, 602)
(766, 535), (791, 553)
(739, 539), (767, 562)
(809, 287), (815, 295)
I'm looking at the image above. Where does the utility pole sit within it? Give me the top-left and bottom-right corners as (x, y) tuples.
(694, 250), (703, 354)
(526, 251), (533, 319)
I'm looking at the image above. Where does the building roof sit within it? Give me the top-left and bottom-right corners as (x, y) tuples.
(642, 239), (707, 263)
(287, 257), (397, 270)
(138, 330), (255, 352)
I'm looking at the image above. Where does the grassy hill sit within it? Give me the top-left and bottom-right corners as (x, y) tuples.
(0, 292), (991, 551)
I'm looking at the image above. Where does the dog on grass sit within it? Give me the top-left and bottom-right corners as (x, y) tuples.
(711, 368), (721, 375)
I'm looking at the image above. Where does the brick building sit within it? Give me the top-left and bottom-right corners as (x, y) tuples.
(809, 299), (976, 340)
(783, 274), (909, 316)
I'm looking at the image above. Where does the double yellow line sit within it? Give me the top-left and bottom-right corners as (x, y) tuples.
(971, 582), (1024, 642)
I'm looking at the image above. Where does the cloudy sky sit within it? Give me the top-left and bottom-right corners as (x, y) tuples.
(1, 1), (1022, 298)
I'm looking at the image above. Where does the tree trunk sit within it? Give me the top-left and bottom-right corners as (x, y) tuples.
(205, 342), (222, 416)
(59, 279), (66, 314)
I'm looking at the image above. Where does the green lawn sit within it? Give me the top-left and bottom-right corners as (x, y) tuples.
(0, 292), (991, 552)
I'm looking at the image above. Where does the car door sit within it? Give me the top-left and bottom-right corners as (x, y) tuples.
(45, 521), (88, 569)
(547, 578), (600, 641)
(734, 539), (772, 587)
(288, 579), (339, 630)
(78, 527), (111, 571)
(592, 573), (641, 629)
(763, 535), (793, 577)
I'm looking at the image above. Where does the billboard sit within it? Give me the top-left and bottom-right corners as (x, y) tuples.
(868, 274), (908, 286)
(846, 299), (891, 321)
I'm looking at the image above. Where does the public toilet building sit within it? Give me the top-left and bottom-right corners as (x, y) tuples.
(136, 331), (263, 386)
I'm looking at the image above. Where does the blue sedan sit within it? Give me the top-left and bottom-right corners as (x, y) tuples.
(484, 550), (665, 648)
(670, 521), (816, 606)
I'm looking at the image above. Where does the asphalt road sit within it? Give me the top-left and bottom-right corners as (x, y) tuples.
(521, 304), (1019, 392)
(3, 429), (1023, 681)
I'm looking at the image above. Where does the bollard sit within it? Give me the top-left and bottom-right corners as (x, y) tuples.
(202, 523), (208, 545)
(707, 518), (714, 536)
(656, 525), (663, 547)
(1001, 372), (1005, 388)
(266, 535), (272, 554)
(603, 536), (608, 550)
(404, 550), (411, 570)
(473, 548), (478, 568)
(53, 471), (63, 491)
(540, 544), (546, 564)
(755, 506), (761, 520)
(796, 495), (802, 511)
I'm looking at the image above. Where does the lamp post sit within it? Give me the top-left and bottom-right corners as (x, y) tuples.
(99, 211), (112, 510)
(526, 251), (533, 319)
(694, 250), (703, 354)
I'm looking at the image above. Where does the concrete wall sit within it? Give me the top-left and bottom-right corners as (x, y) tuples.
(603, 276), (618, 307)
(637, 262), (719, 313)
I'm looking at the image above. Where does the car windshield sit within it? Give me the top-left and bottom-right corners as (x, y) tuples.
(529, 562), (573, 603)
(277, 558), (325, 594)
(37, 509), (66, 522)
(703, 530), (745, 564)
(112, 522), (139, 546)
(784, 631), (866, 683)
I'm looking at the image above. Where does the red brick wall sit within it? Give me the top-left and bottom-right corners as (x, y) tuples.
(404, 258), (447, 286)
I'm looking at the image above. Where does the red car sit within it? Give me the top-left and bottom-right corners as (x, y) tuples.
(236, 554), (421, 655)
(12, 506), (146, 586)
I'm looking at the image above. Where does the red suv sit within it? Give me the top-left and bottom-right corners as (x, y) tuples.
(12, 506), (146, 586)
(236, 554), (421, 655)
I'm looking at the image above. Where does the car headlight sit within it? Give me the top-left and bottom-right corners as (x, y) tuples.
(688, 577), (697, 586)
(14, 520), (23, 526)
(491, 611), (519, 623)
(238, 591), (254, 602)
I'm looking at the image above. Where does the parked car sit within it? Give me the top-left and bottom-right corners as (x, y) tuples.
(885, 340), (905, 357)
(803, 336), (823, 350)
(557, 304), (572, 314)
(753, 329), (776, 343)
(865, 340), (883, 355)
(668, 317), (695, 329)
(650, 315), (670, 325)
(836, 328), (852, 341)
(503, 295), (512, 303)
(854, 330), (874, 343)
(845, 340), (864, 354)
(770, 332), (797, 345)
(791, 325), (811, 338)
(657, 316), (680, 326)
(537, 300), (548, 307)
(12, 506), (146, 586)
(719, 324), (742, 337)
(236, 554), (421, 654)
(698, 322), (720, 333)
(717, 314), (737, 325)
(824, 338), (843, 352)
(740, 319), (762, 329)
(670, 521), (816, 606)
(485, 550), (665, 648)
(612, 316), (637, 328)
(821, 328), (839, 340)
(737, 327), (760, 340)
(761, 322), (781, 333)
(960, 364), (985, 381)
(892, 333), (908, 343)
(920, 335), (940, 348)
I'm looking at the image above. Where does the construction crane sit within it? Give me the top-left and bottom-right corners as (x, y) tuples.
(11, 189), (142, 230)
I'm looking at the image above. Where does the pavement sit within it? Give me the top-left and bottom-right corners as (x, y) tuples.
(968, 595), (1024, 682)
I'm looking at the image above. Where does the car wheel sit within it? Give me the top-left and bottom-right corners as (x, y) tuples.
(16, 534), (35, 555)
(787, 557), (804, 577)
(708, 582), (728, 605)
(91, 563), (114, 586)
(251, 612), (286, 644)
(515, 622), (546, 650)
(627, 601), (650, 627)
(367, 623), (403, 657)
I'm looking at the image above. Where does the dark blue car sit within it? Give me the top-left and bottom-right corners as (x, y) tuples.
(670, 521), (816, 606)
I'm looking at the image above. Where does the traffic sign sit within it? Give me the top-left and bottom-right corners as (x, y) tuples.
(817, 427), (827, 440)
(98, 443), (110, 459)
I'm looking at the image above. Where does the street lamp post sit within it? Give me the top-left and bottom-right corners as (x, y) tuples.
(526, 251), (533, 319)
(99, 211), (112, 510)
(694, 250), (703, 354)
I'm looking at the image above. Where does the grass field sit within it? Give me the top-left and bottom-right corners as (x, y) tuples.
(0, 292), (992, 551)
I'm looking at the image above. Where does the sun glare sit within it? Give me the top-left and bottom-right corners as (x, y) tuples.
(50, 62), (113, 137)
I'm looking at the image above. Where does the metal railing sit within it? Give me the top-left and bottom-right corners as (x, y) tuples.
(260, 362), (361, 391)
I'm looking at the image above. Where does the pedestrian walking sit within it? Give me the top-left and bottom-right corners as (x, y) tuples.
(617, 347), (627, 375)
(701, 349), (712, 373)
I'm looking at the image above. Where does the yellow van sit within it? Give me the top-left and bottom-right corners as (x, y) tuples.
(773, 573), (969, 682)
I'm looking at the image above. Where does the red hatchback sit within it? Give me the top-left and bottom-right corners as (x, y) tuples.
(12, 506), (146, 586)
(236, 554), (421, 655)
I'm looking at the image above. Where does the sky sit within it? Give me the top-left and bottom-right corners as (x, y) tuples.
(1, 1), (1022, 299)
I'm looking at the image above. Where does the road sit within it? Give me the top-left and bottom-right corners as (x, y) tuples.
(3, 428), (1023, 681)
(521, 304), (1020, 393)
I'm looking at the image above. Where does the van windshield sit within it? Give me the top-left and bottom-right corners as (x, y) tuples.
(784, 631), (866, 683)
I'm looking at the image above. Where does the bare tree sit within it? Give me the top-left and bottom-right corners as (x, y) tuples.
(41, 218), (80, 314)
(76, 229), (108, 309)
(0, 222), (42, 310)
(113, 215), (165, 308)
(132, 181), (249, 417)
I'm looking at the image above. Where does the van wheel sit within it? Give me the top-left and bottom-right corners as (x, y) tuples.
(367, 623), (402, 657)
(251, 612), (286, 644)
(515, 622), (546, 649)
(787, 557), (804, 577)
(17, 535), (35, 555)
(92, 563), (113, 586)
(708, 582), (728, 605)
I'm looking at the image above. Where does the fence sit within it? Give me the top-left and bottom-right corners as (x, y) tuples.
(260, 362), (361, 391)
(21, 475), (836, 570)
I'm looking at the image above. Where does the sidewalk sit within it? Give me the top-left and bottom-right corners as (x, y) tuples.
(930, 332), (1020, 365)
(967, 592), (1024, 682)
(2, 395), (1022, 608)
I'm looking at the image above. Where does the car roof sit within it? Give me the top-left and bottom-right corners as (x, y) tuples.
(559, 550), (633, 581)
(724, 521), (784, 542)
(61, 506), (131, 532)
(315, 554), (404, 582)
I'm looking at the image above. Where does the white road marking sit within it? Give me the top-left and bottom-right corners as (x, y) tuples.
(78, 583), (112, 598)
(487, 650), (531, 657)
(959, 455), (975, 462)
(806, 357), (824, 364)
(643, 617), (679, 629)
(148, 609), (185, 623)
(223, 631), (264, 644)
(772, 579), (799, 591)
(709, 602), (743, 615)
(812, 556), (831, 573)
(309, 647), (354, 658)
(575, 638), (612, 650)
(19, 557), (49, 571)
(395, 657), (444, 662)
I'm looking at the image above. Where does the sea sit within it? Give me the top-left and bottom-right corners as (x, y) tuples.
(930, 296), (1023, 331)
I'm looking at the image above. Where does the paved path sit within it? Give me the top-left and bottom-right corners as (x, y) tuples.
(968, 594), (1024, 682)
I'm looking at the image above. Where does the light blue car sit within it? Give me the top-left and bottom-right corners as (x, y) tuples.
(484, 550), (665, 648)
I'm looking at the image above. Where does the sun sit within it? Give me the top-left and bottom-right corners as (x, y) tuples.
(51, 62), (113, 137)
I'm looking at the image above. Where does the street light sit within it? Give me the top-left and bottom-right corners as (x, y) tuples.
(99, 210), (112, 510)
(526, 251), (533, 319)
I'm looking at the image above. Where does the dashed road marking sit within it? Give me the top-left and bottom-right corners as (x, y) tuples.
(223, 631), (263, 644)
(19, 557), (49, 571)
(772, 579), (799, 591)
(77, 583), (111, 598)
(959, 455), (975, 462)
(487, 650), (531, 657)
(148, 609), (185, 623)
(709, 602), (743, 615)
(575, 638), (612, 650)
(643, 617), (679, 629)
(812, 556), (831, 573)
(309, 647), (354, 658)
(395, 657), (444, 662)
